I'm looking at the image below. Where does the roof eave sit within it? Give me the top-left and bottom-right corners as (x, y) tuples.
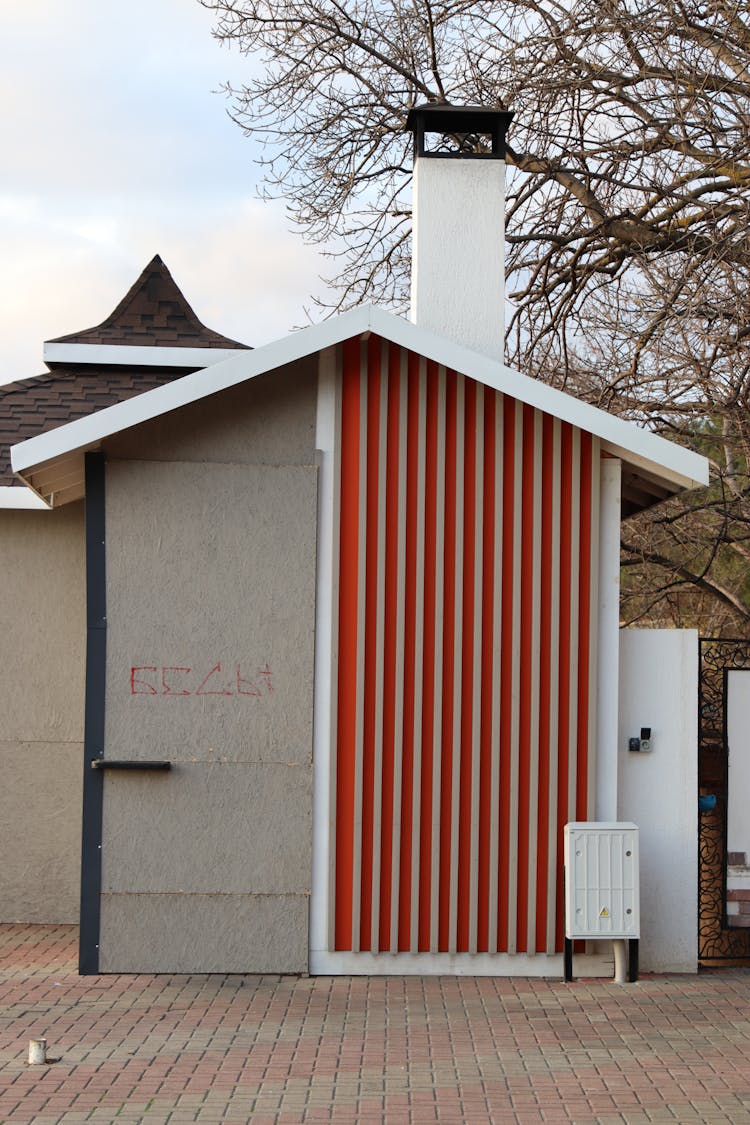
(11, 305), (709, 509)
(44, 342), (247, 370)
(0, 485), (51, 510)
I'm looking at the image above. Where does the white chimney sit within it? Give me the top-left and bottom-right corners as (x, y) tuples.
(407, 105), (513, 362)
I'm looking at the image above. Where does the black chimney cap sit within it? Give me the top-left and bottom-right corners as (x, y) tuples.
(405, 103), (513, 159)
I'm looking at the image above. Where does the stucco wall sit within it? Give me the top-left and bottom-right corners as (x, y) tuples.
(104, 357), (318, 467)
(618, 629), (698, 972)
(0, 504), (85, 922)
(411, 158), (505, 360)
(97, 358), (318, 972)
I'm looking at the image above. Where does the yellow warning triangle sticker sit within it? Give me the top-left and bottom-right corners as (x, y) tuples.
(600, 907), (610, 918)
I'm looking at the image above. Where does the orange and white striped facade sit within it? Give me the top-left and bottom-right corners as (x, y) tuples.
(314, 333), (604, 970)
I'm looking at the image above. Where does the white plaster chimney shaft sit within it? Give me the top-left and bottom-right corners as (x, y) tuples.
(407, 105), (513, 363)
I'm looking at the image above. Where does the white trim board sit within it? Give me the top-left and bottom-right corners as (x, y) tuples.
(310, 949), (615, 977)
(43, 342), (247, 369)
(596, 459), (622, 821)
(310, 348), (337, 964)
(0, 486), (50, 510)
(14, 305), (708, 503)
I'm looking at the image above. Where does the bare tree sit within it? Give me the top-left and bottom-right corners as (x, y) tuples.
(203, 0), (750, 633)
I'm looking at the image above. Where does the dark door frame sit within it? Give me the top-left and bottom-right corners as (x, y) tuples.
(79, 452), (107, 974)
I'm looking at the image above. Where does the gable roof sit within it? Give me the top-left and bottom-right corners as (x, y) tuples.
(47, 254), (249, 352)
(11, 304), (709, 513)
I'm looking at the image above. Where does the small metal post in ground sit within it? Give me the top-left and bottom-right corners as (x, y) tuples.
(28, 1039), (47, 1065)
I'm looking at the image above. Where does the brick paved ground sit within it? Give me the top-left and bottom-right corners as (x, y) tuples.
(1, 926), (749, 1123)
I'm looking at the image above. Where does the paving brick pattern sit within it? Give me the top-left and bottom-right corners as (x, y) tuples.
(1, 926), (749, 1124)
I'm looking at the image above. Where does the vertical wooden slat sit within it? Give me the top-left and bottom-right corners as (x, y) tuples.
(334, 340), (361, 951)
(476, 391), (495, 952)
(360, 341), (383, 947)
(567, 428), (581, 825)
(554, 423), (573, 951)
(575, 434), (593, 822)
(468, 385), (485, 954)
(398, 359), (421, 950)
(448, 373), (465, 955)
(377, 344), (398, 950)
(327, 347), (343, 952)
(429, 366), (447, 953)
(487, 392), (504, 954)
(587, 439), (601, 820)
(534, 413), (552, 953)
(506, 398), (524, 954)
(387, 350), (409, 952)
(525, 409), (544, 954)
(369, 340), (388, 952)
(457, 379), (476, 952)
(350, 345), (369, 953)
(546, 418), (562, 953)
(410, 359), (427, 951)
(418, 361), (438, 952)
(517, 406), (533, 951)
(497, 396), (516, 951)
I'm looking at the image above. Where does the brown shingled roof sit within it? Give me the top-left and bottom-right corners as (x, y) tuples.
(48, 254), (250, 351)
(0, 366), (191, 487)
(2, 255), (251, 491)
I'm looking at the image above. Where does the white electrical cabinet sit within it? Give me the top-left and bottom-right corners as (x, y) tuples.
(564, 822), (640, 939)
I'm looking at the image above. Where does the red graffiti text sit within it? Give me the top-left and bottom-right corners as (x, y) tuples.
(130, 662), (273, 698)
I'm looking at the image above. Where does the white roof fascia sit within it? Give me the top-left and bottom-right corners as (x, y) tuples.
(44, 342), (246, 369)
(14, 305), (708, 491)
(13, 306), (376, 477)
(0, 486), (50, 510)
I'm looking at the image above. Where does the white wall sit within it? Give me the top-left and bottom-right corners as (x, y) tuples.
(595, 458), (621, 822)
(618, 629), (698, 972)
(410, 158), (505, 361)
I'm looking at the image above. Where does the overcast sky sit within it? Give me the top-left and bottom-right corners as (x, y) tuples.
(0, 0), (332, 384)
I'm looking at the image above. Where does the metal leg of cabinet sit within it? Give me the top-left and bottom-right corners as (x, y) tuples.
(563, 937), (574, 982)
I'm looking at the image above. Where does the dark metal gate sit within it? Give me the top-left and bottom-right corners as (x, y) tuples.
(699, 638), (750, 962)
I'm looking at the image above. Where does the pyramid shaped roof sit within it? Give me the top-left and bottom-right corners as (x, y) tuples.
(48, 255), (249, 351)
(0, 256), (250, 501)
